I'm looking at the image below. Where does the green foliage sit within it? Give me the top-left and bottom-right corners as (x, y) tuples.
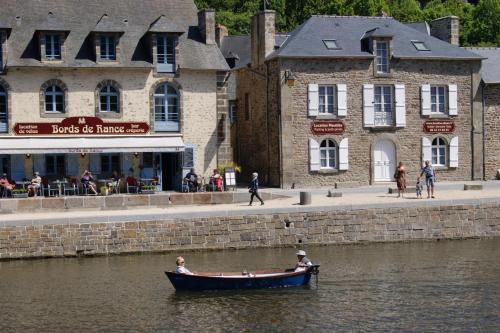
(195, 0), (499, 46)
(217, 162), (242, 175)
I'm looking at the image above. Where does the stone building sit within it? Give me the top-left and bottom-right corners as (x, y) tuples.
(0, 0), (230, 190)
(232, 11), (483, 188)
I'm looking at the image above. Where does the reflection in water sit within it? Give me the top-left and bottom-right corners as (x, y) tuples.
(0, 240), (499, 332)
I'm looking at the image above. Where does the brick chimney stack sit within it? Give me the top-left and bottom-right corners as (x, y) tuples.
(198, 9), (216, 45)
(251, 10), (275, 67)
(429, 16), (460, 46)
(216, 24), (228, 47)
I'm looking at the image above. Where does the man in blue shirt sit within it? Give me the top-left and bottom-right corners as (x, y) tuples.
(418, 160), (436, 199)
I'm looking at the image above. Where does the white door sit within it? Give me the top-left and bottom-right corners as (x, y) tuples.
(374, 140), (395, 182)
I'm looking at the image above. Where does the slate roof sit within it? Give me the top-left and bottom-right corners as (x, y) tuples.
(269, 16), (482, 60)
(464, 48), (500, 84)
(93, 14), (125, 33)
(148, 15), (185, 34)
(0, 0), (228, 70)
(405, 22), (430, 36)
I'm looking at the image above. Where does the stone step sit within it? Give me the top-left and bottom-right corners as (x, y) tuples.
(463, 184), (483, 191)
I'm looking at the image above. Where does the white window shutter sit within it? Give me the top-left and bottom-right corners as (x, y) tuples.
(449, 136), (459, 168)
(338, 138), (349, 170)
(337, 84), (347, 117)
(308, 84), (319, 116)
(309, 138), (320, 171)
(395, 84), (406, 127)
(448, 84), (458, 116)
(363, 84), (374, 127)
(422, 137), (432, 164)
(421, 84), (431, 116)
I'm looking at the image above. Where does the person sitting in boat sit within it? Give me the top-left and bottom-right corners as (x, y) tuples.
(175, 256), (193, 275)
(295, 250), (313, 272)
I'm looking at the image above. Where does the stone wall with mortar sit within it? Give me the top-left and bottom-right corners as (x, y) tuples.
(484, 84), (500, 179)
(1, 202), (499, 260)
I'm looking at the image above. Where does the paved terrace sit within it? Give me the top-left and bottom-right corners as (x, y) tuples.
(1, 181), (499, 227)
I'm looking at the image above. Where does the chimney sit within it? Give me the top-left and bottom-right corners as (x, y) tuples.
(429, 16), (460, 46)
(216, 24), (228, 47)
(250, 10), (275, 67)
(198, 9), (216, 45)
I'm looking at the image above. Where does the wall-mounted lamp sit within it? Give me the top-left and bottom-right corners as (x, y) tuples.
(133, 152), (139, 158)
(284, 70), (295, 87)
(25, 153), (31, 159)
(80, 153), (86, 158)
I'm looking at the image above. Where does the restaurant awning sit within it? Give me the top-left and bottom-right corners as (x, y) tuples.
(0, 136), (185, 154)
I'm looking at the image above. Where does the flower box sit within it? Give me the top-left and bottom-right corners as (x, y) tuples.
(12, 192), (29, 198)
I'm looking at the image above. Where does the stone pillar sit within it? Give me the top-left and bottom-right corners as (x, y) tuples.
(471, 61), (484, 180)
(216, 71), (233, 166)
(429, 16), (459, 46)
(250, 10), (275, 67)
(198, 9), (216, 45)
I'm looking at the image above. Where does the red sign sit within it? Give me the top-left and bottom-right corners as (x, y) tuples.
(311, 120), (345, 135)
(13, 117), (150, 136)
(423, 120), (455, 134)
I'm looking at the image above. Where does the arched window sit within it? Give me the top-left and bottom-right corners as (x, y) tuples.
(320, 139), (336, 169)
(432, 137), (447, 166)
(0, 86), (7, 132)
(99, 85), (119, 113)
(45, 85), (64, 113)
(153, 83), (179, 132)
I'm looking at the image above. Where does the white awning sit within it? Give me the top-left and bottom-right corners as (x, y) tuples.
(0, 136), (185, 154)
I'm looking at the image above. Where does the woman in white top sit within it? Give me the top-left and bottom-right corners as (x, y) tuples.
(175, 256), (193, 275)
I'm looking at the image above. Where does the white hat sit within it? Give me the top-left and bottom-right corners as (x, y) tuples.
(296, 250), (306, 256)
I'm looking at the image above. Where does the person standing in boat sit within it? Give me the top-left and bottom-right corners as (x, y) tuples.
(175, 256), (193, 275)
(295, 250), (313, 272)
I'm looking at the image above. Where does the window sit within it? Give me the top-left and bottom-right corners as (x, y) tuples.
(229, 101), (237, 124)
(319, 85), (336, 114)
(99, 85), (119, 112)
(374, 85), (393, 126)
(431, 137), (447, 166)
(156, 35), (175, 73)
(45, 34), (61, 60)
(142, 153), (154, 168)
(244, 93), (250, 121)
(0, 86), (7, 132)
(101, 154), (120, 176)
(183, 147), (194, 169)
(45, 155), (65, 176)
(323, 39), (340, 50)
(320, 140), (336, 169)
(45, 85), (64, 113)
(153, 83), (179, 132)
(375, 40), (389, 74)
(431, 86), (446, 114)
(100, 35), (116, 60)
(0, 155), (9, 175)
(412, 41), (429, 51)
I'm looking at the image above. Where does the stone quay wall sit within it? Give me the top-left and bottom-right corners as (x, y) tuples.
(1, 202), (499, 260)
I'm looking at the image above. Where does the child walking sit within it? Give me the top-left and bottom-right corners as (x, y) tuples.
(416, 180), (423, 199)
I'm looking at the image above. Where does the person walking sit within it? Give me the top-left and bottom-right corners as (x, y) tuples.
(418, 160), (436, 199)
(394, 161), (406, 198)
(248, 172), (264, 206)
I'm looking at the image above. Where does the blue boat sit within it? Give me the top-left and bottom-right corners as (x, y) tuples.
(165, 265), (320, 291)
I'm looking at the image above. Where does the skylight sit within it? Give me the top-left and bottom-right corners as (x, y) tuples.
(323, 39), (341, 50)
(412, 41), (430, 51)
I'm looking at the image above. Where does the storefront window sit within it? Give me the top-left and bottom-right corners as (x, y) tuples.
(431, 137), (447, 166)
(45, 155), (65, 176)
(320, 139), (336, 169)
(142, 153), (154, 168)
(101, 154), (120, 176)
(0, 86), (7, 132)
(154, 83), (179, 132)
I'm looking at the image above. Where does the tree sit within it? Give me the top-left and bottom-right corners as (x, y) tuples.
(388, 0), (423, 22)
(471, 0), (500, 45)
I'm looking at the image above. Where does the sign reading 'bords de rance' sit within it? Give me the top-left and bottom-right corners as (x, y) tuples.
(423, 120), (455, 134)
(311, 120), (345, 135)
(14, 117), (150, 135)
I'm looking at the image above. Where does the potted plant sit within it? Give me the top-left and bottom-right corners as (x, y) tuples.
(141, 184), (156, 194)
(12, 188), (29, 198)
(100, 185), (109, 196)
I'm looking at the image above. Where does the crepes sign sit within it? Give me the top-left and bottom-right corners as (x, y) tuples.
(14, 117), (150, 135)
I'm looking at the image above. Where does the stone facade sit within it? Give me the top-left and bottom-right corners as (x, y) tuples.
(484, 84), (500, 179)
(1, 202), (499, 260)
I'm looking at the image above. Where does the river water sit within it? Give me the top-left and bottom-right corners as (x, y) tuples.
(0, 239), (499, 332)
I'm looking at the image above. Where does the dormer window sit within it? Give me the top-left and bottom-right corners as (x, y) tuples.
(99, 35), (116, 61)
(92, 14), (124, 64)
(148, 15), (184, 74)
(156, 35), (176, 73)
(375, 40), (389, 74)
(45, 34), (61, 60)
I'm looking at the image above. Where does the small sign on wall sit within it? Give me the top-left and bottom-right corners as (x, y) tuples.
(423, 120), (455, 134)
(310, 120), (345, 135)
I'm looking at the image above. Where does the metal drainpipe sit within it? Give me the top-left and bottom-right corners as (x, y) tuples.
(482, 82), (486, 180)
(266, 61), (271, 185)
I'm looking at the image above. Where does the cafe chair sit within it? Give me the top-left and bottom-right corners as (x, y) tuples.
(48, 182), (60, 197)
(126, 177), (139, 194)
(181, 178), (191, 193)
(63, 182), (78, 196)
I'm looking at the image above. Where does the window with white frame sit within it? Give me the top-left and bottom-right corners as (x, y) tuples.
(45, 34), (61, 60)
(100, 35), (116, 61)
(320, 139), (336, 169)
(44, 85), (64, 113)
(45, 154), (65, 176)
(374, 85), (393, 126)
(431, 86), (446, 114)
(154, 83), (179, 132)
(376, 40), (389, 74)
(319, 85), (336, 115)
(0, 86), (7, 132)
(156, 35), (175, 73)
(99, 85), (119, 112)
(100, 154), (120, 176)
(431, 137), (447, 166)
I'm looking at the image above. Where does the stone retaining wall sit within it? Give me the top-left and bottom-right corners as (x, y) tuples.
(1, 203), (499, 260)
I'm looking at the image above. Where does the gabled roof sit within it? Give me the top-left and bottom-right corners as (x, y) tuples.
(270, 16), (482, 61)
(93, 14), (125, 33)
(362, 27), (394, 39)
(464, 48), (500, 84)
(0, 0), (228, 70)
(149, 15), (185, 33)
